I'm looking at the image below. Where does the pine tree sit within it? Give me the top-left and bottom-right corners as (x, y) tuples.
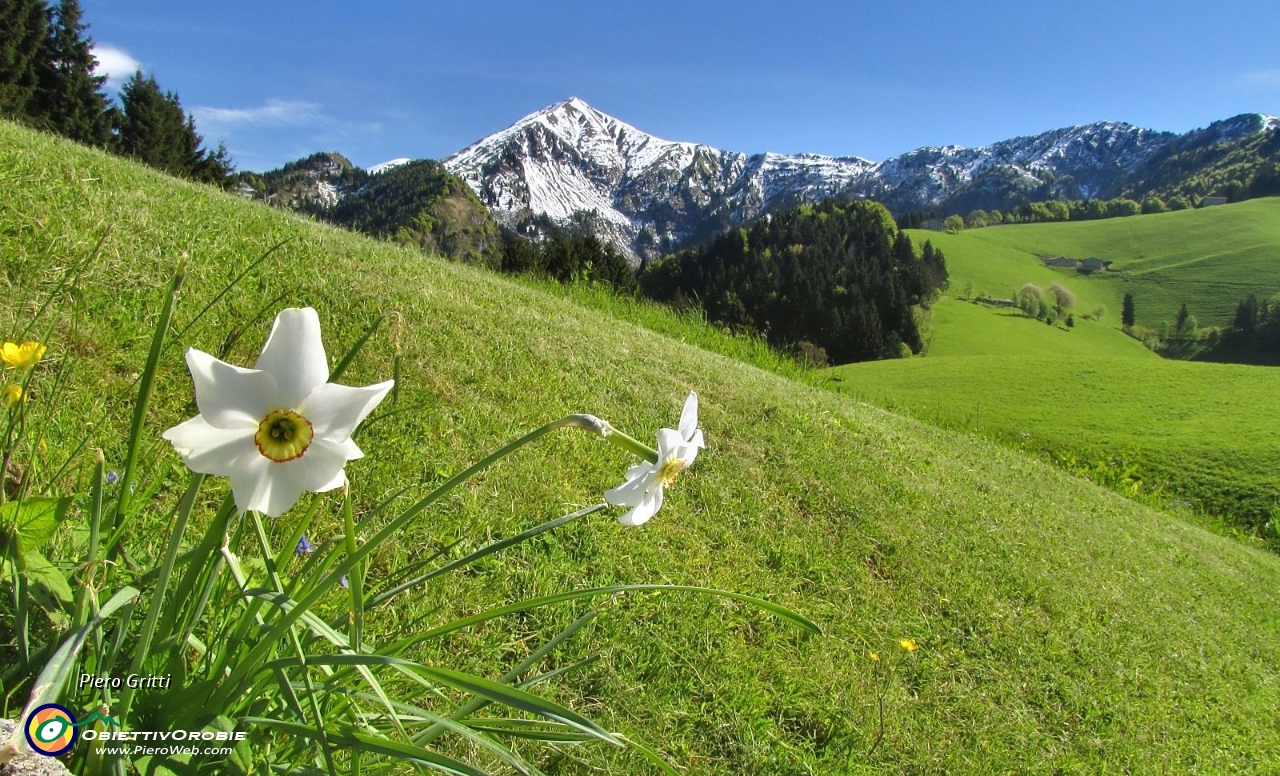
(0, 0), (49, 120)
(30, 0), (110, 145)
(115, 69), (230, 184)
(1174, 302), (1190, 335)
(183, 114), (234, 184)
(1121, 292), (1135, 328)
(116, 70), (190, 175)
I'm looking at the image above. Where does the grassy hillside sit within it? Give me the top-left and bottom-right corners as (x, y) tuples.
(923, 298), (1155, 359)
(825, 355), (1280, 533)
(4, 122), (1280, 773)
(885, 204), (1280, 531)
(912, 198), (1280, 333)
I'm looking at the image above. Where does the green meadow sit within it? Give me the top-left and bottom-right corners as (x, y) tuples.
(825, 355), (1280, 533)
(922, 298), (1154, 359)
(3, 122), (1280, 773)
(846, 206), (1280, 536)
(910, 197), (1280, 331)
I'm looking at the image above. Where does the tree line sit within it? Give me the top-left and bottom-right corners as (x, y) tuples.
(499, 228), (638, 292)
(639, 200), (948, 365)
(1221, 293), (1280, 359)
(0, 0), (231, 184)
(902, 195), (1201, 235)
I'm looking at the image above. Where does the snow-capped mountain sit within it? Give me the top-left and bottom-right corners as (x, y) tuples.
(443, 98), (1277, 261)
(444, 98), (875, 260)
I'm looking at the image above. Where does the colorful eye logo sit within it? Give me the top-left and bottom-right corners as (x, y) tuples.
(24, 703), (78, 757)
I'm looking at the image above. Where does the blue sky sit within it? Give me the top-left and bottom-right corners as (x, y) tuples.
(83, 1), (1280, 173)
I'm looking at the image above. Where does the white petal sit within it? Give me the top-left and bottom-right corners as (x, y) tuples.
(617, 487), (663, 526)
(228, 453), (306, 518)
(162, 415), (255, 476)
(224, 436), (358, 517)
(681, 442), (700, 468)
(624, 462), (651, 481)
(604, 467), (657, 508)
(279, 436), (357, 494)
(300, 380), (394, 441)
(333, 436), (364, 462)
(185, 349), (276, 429)
(678, 392), (699, 441)
(686, 428), (705, 451)
(311, 467), (347, 493)
(655, 428), (685, 461)
(254, 308), (329, 408)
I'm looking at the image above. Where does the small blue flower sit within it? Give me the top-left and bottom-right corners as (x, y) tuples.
(339, 575), (349, 589)
(296, 535), (315, 556)
(105, 471), (119, 485)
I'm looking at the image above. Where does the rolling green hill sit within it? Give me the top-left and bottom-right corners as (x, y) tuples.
(862, 205), (1280, 532)
(912, 197), (1280, 335)
(4, 122), (1280, 773)
(923, 298), (1155, 359)
(825, 355), (1280, 531)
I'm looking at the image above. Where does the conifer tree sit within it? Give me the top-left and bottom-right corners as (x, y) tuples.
(116, 70), (190, 175)
(1121, 292), (1135, 328)
(31, 0), (110, 145)
(0, 0), (49, 120)
(183, 114), (233, 184)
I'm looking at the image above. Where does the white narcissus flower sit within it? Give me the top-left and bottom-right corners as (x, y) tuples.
(162, 307), (393, 517)
(605, 391), (705, 526)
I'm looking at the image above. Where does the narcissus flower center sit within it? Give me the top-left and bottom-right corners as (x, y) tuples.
(657, 456), (687, 488)
(254, 409), (314, 463)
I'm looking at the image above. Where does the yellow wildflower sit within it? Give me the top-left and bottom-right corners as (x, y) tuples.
(2, 341), (46, 369)
(868, 652), (879, 662)
(899, 638), (919, 652)
(4, 385), (24, 406)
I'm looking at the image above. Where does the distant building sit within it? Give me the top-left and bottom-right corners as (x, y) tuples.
(1039, 255), (1112, 274)
(1201, 196), (1228, 207)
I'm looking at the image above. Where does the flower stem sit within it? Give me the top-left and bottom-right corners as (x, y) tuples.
(212, 415), (604, 708)
(602, 427), (659, 464)
(343, 490), (364, 652)
(250, 511), (339, 776)
(559, 413), (659, 463)
(117, 263), (184, 524)
(117, 471), (203, 725)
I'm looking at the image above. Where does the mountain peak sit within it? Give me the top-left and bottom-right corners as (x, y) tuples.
(442, 102), (1274, 263)
(553, 96), (592, 111)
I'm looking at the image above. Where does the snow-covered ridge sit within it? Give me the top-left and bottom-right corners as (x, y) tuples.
(440, 101), (1278, 261)
(367, 157), (411, 175)
(444, 97), (881, 260)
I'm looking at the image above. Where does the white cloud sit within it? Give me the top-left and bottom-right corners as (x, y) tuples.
(191, 100), (324, 130)
(91, 44), (141, 86)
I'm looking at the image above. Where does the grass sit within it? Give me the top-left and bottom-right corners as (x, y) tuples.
(912, 198), (1280, 332)
(824, 355), (1280, 534)
(923, 298), (1155, 359)
(502, 276), (812, 381)
(883, 206), (1280, 534)
(3, 121), (1280, 773)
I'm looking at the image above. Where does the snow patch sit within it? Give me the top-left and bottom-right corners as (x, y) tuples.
(367, 157), (411, 175)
